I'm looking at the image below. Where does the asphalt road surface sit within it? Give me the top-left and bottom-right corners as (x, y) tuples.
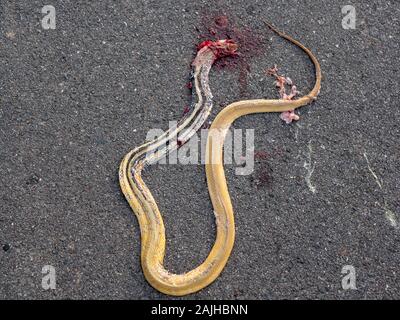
(0, 0), (399, 299)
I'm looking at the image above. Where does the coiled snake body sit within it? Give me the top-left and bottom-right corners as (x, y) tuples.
(119, 23), (322, 296)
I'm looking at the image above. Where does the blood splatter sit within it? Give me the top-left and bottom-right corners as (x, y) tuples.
(215, 15), (228, 27)
(196, 11), (266, 97)
(251, 164), (273, 189)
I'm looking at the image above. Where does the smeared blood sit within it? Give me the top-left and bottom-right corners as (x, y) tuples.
(215, 15), (228, 27)
(196, 11), (265, 97)
(197, 40), (214, 50)
(254, 150), (270, 160)
(182, 105), (190, 115)
(250, 148), (285, 189)
(250, 164), (273, 190)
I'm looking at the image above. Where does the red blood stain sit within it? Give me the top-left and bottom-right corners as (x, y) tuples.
(215, 15), (228, 28)
(196, 11), (265, 97)
(197, 40), (214, 50)
(182, 105), (190, 115)
(196, 39), (238, 62)
(254, 150), (270, 160)
(209, 28), (217, 36)
(255, 169), (272, 189)
(251, 148), (285, 189)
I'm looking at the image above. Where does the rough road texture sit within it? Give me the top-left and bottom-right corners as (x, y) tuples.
(0, 0), (399, 299)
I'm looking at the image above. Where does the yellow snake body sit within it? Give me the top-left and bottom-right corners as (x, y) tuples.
(119, 23), (322, 296)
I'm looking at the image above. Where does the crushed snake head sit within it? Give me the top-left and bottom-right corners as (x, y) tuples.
(193, 39), (238, 67)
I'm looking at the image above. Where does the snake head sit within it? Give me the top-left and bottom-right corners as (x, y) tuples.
(197, 39), (238, 58)
(193, 39), (238, 67)
(210, 39), (238, 58)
